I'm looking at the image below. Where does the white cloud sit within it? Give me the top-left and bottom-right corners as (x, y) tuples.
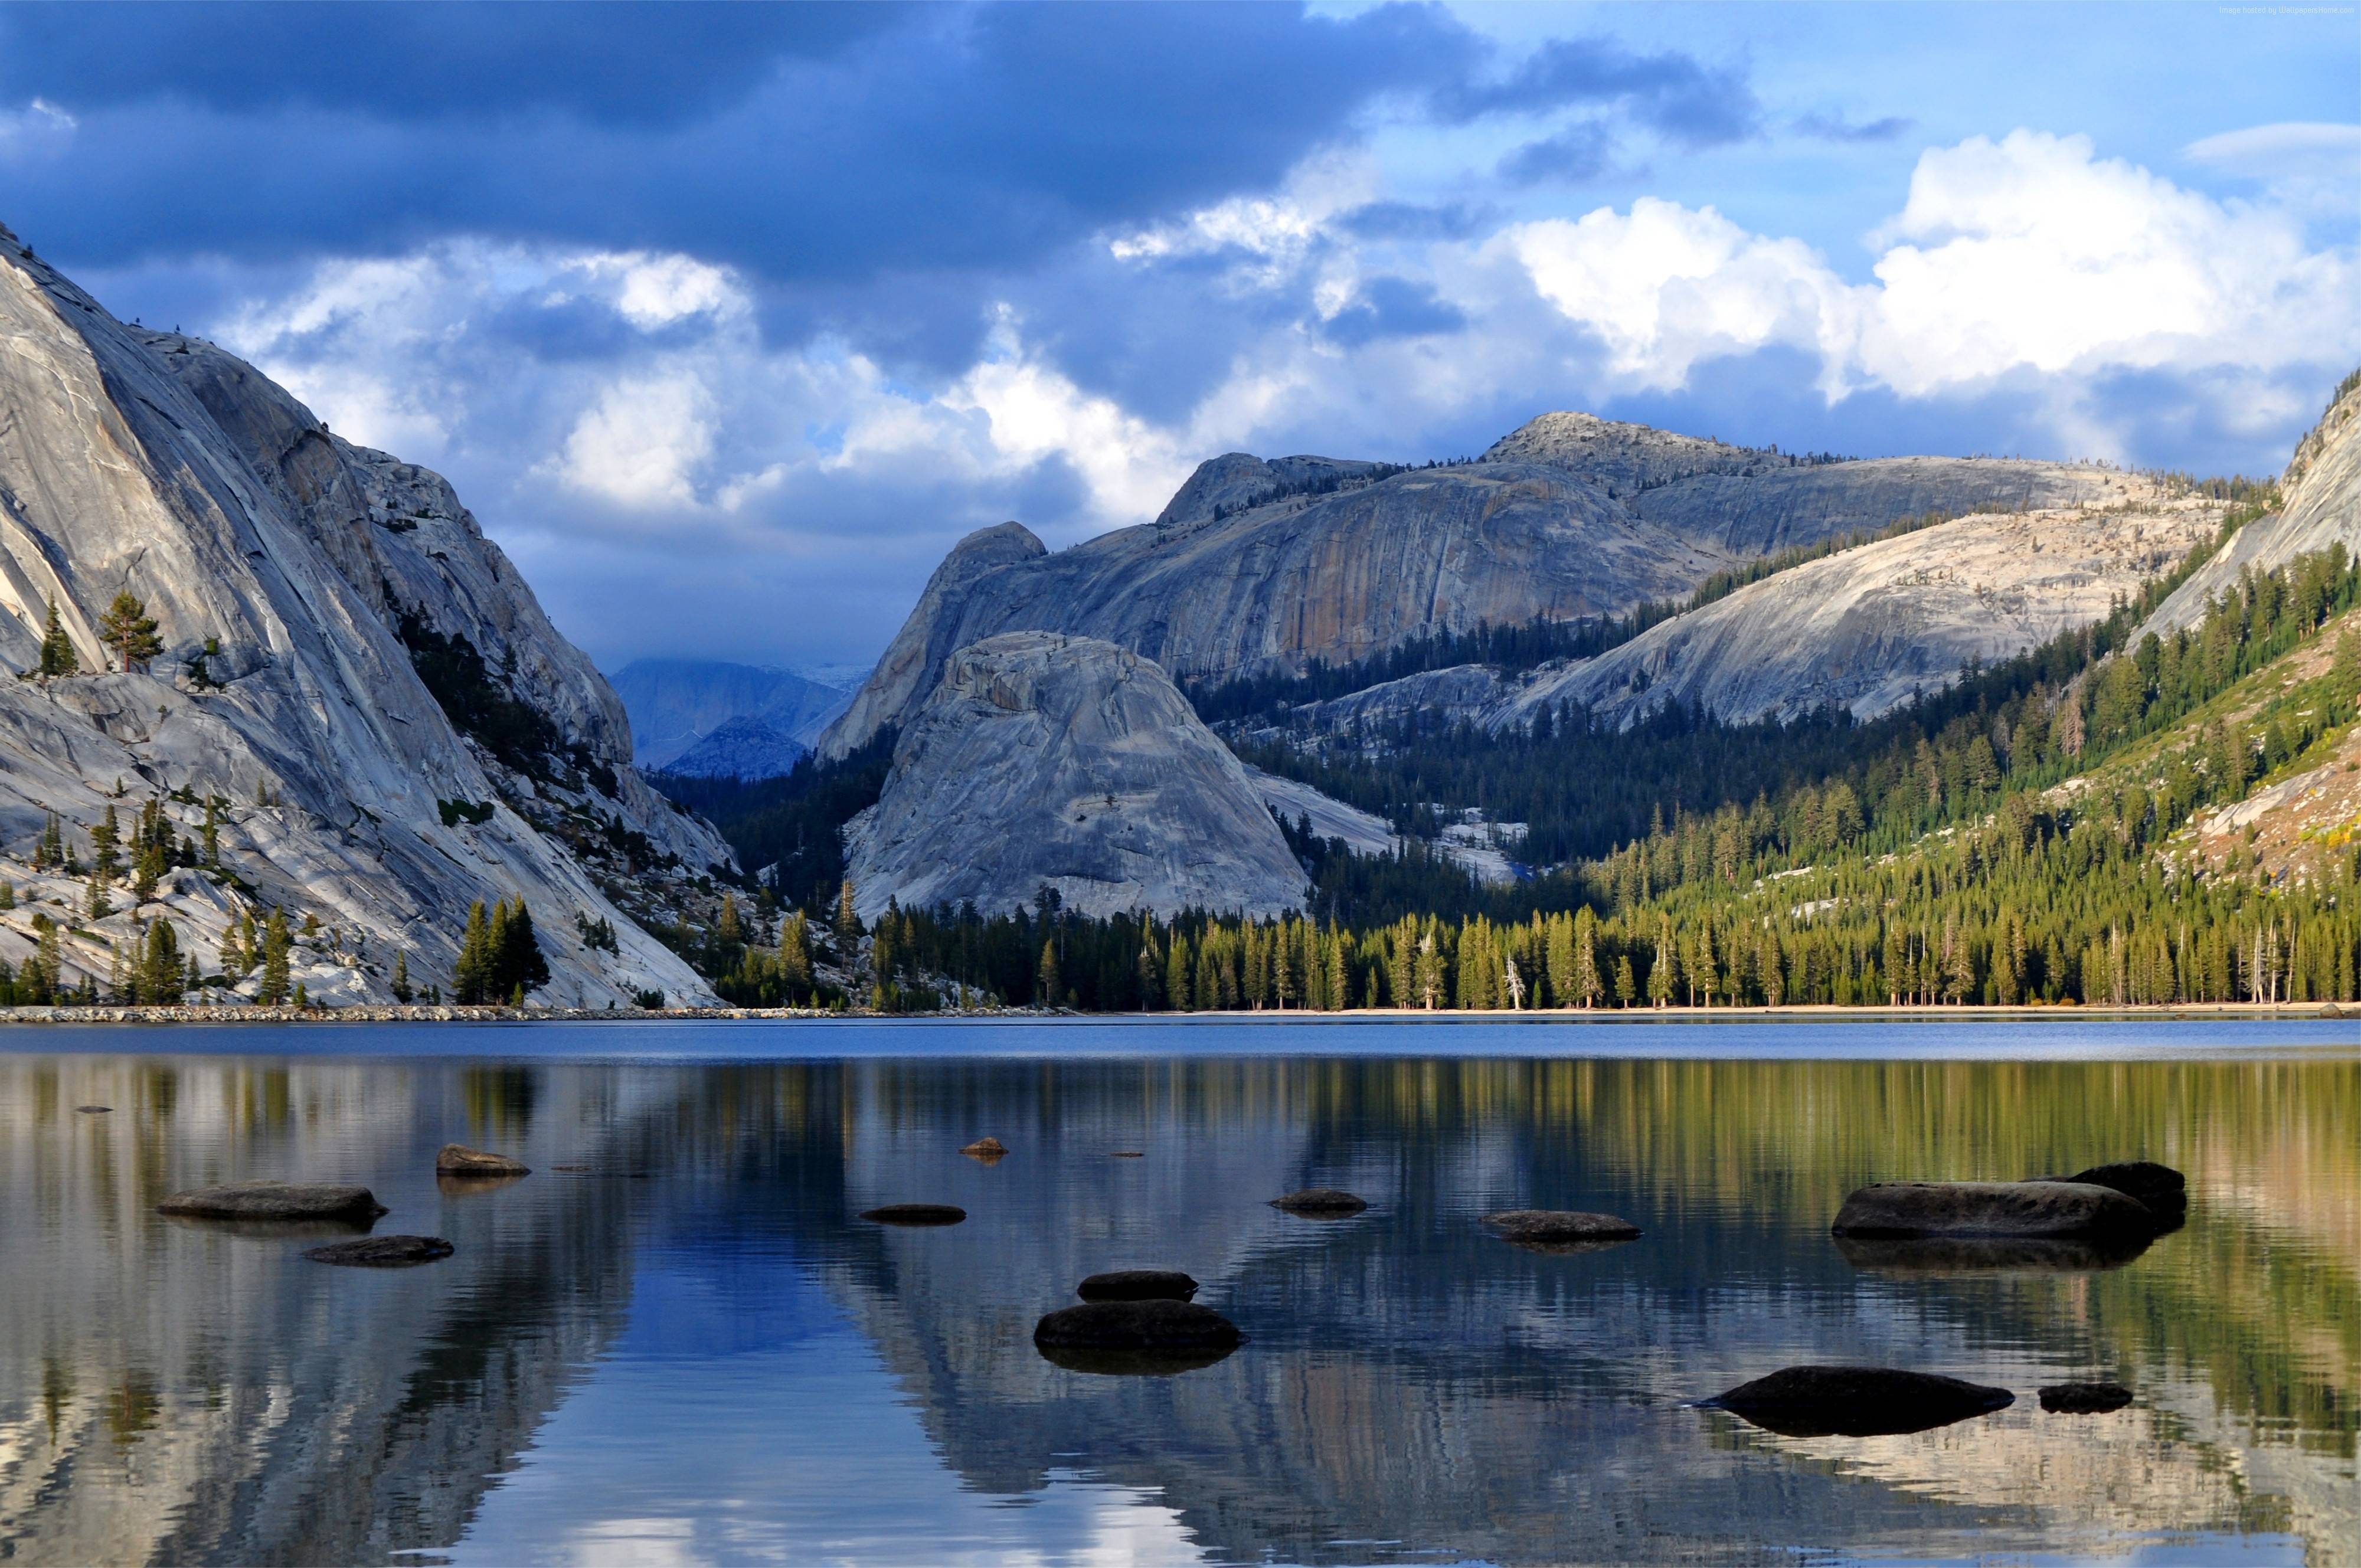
(548, 372), (717, 509)
(0, 98), (75, 163)
(2183, 121), (2361, 179)
(1491, 130), (2357, 405)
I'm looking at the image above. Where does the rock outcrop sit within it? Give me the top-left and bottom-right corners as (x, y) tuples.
(1705, 1366), (2016, 1438)
(1500, 483), (2223, 729)
(2141, 372), (2361, 636)
(841, 633), (1306, 921)
(0, 222), (720, 1006)
(822, 414), (2124, 757)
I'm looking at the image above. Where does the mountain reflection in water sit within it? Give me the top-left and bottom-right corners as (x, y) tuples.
(0, 1035), (2353, 1566)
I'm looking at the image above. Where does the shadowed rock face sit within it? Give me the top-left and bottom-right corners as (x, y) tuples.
(842, 633), (1306, 921)
(0, 223), (720, 1006)
(822, 414), (2129, 758)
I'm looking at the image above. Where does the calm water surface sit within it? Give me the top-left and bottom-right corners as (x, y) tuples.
(0, 1019), (2355, 1566)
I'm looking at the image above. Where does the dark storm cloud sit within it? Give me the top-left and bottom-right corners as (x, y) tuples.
(0, 1), (1484, 285)
(0, 2), (902, 125)
(1435, 35), (1761, 148)
(1498, 121), (1618, 185)
(1321, 276), (1468, 347)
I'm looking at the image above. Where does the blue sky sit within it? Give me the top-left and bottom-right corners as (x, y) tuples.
(2, 1), (2355, 671)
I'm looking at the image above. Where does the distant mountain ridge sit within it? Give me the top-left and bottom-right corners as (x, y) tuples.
(609, 659), (855, 774)
(819, 414), (2121, 758)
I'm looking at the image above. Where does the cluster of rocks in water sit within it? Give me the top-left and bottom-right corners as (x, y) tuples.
(152, 1143), (534, 1269)
(874, 1136), (2174, 1425)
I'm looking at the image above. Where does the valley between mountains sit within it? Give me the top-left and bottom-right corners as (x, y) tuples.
(3, 225), (2356, 1013)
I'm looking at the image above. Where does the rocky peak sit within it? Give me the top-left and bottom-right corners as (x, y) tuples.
(1480, 411), (1770, 495)
(842, 632), (1306, 920)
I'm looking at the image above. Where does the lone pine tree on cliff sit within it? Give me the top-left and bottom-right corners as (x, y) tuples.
(96, 591), (162, 672)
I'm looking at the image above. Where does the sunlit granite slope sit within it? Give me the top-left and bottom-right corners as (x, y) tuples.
(0, 222), (722, 1004)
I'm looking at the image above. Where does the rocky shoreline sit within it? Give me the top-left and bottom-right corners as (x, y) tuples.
(0, 1000), (2352, 1024)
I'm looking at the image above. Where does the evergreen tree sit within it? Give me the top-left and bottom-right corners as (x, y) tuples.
(455, 899), (490, 1003)
(257, 910), (292, 1004)
(391, 950), (412, 1003)
(96, 590), (162, 672)
(85, 868), (111, 920)
(92, 806), (121, 882)
(1036, 938), (1061, 1008)
(37, 597), (79, 677)
(139, 918), (181, 1004)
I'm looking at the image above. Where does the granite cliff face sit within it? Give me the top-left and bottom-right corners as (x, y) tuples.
(822, 415), (2121, 757)
(842, 633), (1304, 921)
(1501, 480), (2225, 728)
(0, 223), (721, 1004)
(2141, 375), (2361, 637)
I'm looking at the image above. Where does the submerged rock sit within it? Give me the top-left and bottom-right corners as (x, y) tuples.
(1270, 1188), (1368, 1217)
(1705, 1366), (2015, 1438)
(1480, 1210), (1641, 1246)
(1077, 1269), (1199, 1302)
(304, 1235), (454, 1267)
(158, 1181), (388, 1223)
(960, 1137), (1008, 1161)
(74, 1105), (111, 1114)
(1109, 1150), (1145, 1158)
(1835, 1232), (2153, 1275)
(436, 1143), (530, 1178)
(860, 1203), (967, 1227)
(2039, 1382), (2134, 1414)
(1034, 1298), (1243, 1371)
(1831, 1181), (2156, 1239)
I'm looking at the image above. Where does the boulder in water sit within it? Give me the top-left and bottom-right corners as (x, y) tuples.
(158, 1181), (388, 1223)
(1705, 1365), (2015, 1438)
(75, 1105), (112, 1114)
(1270, 1188), (1367, 1217)
(861, 1203), (967, 1226)
(2065, 1161), (2186, 1225)
(305, 1235), (454, 1267)
(436, 1143), (530, 1179)
(1034, 1299), (1242, 1374)
(2039, 1381), (2134, 1414)
(1481, 1210), (1641, 1246)
(1835, 1232), (2153, 1276)
(1077, 1269), (1199, 1302)
(1831, 1181), (2156, 1239)
(960, 1137), (1008, 1161)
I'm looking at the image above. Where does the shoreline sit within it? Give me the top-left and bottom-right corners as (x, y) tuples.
(2, 1001), (2357, 1025)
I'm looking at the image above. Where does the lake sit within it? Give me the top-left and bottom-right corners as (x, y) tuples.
(0, 1019), (2354, 1566)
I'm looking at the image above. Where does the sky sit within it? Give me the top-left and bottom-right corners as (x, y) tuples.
(1, 1), (2356, 674)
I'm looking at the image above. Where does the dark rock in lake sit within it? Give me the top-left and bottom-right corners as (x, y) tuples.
(75, 1105), (112, 1114)
(1036, 1342), (1239, 1377)
(960, 1137), (1008, 1161)
(157, 1181), (389, 1223)
(2067, 1161), (2187, 1225)
(861, 1203), (967, 1226)
(1078, 1269), (1199, 1302)
(1109, 1150), (1145, 1158)
(2040, 1381), (2134, 1414)
(436, 1143), (530, 1178)
(1831, 1180), (2156, 1239)
(437, 1172), (527, 1199)
(1034, 1299), (1244, 1366)
(1481, 1210), (1641, 1246)
(1705, 1366), (2015, 1438)
(1835, 1232), (2153, 1276)
(304, 1235), (454, 1267)
(1270, 1188), (1367, 1216)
